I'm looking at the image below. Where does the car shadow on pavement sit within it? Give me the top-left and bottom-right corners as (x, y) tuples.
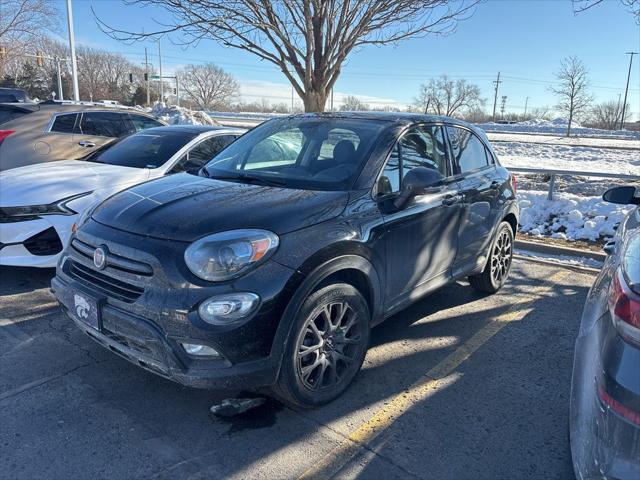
(0, 265), (56, 296)
(0, 263), (591, 479)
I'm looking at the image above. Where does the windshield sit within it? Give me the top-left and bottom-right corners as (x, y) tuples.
(86, 130), (198, 169)
(203, 117), (388, 191)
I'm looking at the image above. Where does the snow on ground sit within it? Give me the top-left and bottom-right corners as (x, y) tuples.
(480, 118), (639, 140)
(150, 103), (220, 126)
(513, 250), (603, 270)
(494, 141), (640, 175)
(486, 132), (639, 150)
(517, 190), (634, 242)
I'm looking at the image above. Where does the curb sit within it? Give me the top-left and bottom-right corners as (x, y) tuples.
(514, 238), (606, 262)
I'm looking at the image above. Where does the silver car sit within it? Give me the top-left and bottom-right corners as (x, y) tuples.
(0, 102), (164, 171)
(570, 185), (640, 479)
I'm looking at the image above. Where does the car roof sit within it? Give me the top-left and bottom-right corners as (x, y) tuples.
(139, 125), (246, 135)
(278, 111), (482, 132)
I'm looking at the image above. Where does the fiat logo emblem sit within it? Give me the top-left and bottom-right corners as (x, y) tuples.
(93, 246), (107, 270)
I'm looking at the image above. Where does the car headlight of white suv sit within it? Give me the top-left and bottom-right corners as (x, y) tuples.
(0, 192), (92, 220)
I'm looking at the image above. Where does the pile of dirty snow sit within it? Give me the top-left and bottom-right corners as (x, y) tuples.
(517, 190), (633, 242)
(480, 118), (638, 139)
(150, 103), (220, 126)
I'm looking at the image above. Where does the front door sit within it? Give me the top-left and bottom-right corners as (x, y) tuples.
(378, 124), (462, 309)
(446, 126), (502, 275)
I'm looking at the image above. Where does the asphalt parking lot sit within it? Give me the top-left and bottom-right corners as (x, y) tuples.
(1, 259), (593, 480)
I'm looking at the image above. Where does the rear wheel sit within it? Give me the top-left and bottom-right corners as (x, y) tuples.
(469, 221), (514, 294)
(272, 283), (370, 408)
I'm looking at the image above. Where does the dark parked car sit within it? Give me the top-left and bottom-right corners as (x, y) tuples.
(51, 112), (519, 407)
(570, 185), (640, 479)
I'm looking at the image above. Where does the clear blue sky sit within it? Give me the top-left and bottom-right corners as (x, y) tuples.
(54, 0), (639, 118)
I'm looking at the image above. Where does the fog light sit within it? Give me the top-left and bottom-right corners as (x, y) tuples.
(198, 293), (260, 325)
(181, 343), (220, 357)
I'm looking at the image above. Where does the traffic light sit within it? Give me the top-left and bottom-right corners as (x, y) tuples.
(128, 73), (133, 83)
(0, 46), (6, 60)
(143, 73), (148, 81)
(172, 88), (177, 95)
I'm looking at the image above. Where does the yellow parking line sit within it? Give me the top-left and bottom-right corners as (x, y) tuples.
(299, 270), (570, 480)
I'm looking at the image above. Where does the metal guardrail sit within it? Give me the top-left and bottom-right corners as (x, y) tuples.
(508, 167), (640, 200)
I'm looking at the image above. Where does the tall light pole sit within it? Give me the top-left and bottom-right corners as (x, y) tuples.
(492, 71), (501, 122)
(158, 39), (164, 104)
(65, 0), (80, 101)
(620, 51), (637, 130)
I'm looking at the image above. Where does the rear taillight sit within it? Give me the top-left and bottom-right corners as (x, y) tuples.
(0, 130), (15, 143)
(598, 385), (640, 426)
(609, 270), (640, 343)
(510, 173), (517, 194)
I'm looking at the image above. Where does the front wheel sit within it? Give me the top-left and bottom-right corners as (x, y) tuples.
(272, 283), (370, 408)
(469, 221), (514, 294)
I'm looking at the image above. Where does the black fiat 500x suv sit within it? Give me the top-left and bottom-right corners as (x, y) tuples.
(52, 112), (518, 407)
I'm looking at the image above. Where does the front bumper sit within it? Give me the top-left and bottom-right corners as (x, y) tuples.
(51, 220), (302, 390)
(0, 215), (75, 267)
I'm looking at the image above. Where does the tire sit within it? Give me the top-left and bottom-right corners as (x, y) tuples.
(469, 221), (514, 294)
(272, 283), (370, 408)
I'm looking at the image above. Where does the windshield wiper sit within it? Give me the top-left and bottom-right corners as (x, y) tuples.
(208, 172), (288, 187)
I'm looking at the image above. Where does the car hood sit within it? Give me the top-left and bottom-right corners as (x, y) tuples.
(92, 173), (349, 241)
(0, 160), (150, 207)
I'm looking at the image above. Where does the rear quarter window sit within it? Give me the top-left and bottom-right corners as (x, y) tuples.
(50, 114), (78, 133)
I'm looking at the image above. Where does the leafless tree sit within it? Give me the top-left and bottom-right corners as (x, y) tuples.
(177, 63), (240, 110)
(573, 0), (639, 24)
(96, 0), (480, 112)
(589, 100), (631, 130)
(550, 56), (593, 136)
(415, 75), (484, 117)
(339, 95), (370, 111)
(0, 0), (59, 76)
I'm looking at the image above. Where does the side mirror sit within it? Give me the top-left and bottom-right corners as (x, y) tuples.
(603, 186), (640, 205)
(393, 167), (445, 210)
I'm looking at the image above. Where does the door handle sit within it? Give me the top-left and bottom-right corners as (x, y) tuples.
(78, 141), (95, 148)
(442, 194), (463, 206)
(489, 180), (501, 190)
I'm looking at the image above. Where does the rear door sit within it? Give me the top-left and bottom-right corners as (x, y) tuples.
(378, 124), (462, 309)
(446, 125), (502, 275)
(72, 111), (130, 158)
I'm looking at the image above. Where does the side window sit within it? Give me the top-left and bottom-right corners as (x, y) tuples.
(485, 146), (495, 165)
(378, 144), (400, 196)
(50, 114), (78, 134)
(244, 129), (303, 170)
(400, 125), (448, 177)
(446, 126), (489, 174)
(79, 112), (128, 137)
(174, 135), (237, 173)
(129, 114), (163, 132)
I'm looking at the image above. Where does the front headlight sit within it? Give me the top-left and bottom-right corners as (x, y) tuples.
(184, 229), (279, 281)
(0, 192), (92, 219)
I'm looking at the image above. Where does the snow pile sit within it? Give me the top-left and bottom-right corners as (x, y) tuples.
(480, 118), (639, 139)
(517, 191), (633, 241)
(150, 103), (220, 126)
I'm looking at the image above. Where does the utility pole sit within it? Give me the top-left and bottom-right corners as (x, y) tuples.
(291, 86), (294, 113)
(524, 96), (529, 118)
(175, 76), (180, 107)
(144, 47), (150, 106)
(55, 58), (64, 101)
(492, 71), (502, 122)
(158, 39), (164, 104)
(330, 88), (334, 111)
(620, 51), (637, 130)
(66, 0), (80, 101)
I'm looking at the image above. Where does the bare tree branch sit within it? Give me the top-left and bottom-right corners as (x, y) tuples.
(94, 0), (480, 112)
(573, 0), (639, 24)
(177, 63), (240, 109)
